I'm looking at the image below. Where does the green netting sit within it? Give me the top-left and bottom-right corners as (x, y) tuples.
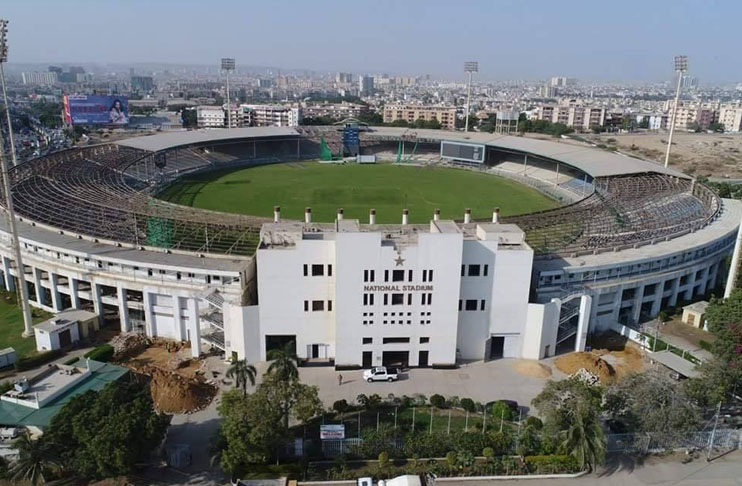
(320, 136), (334, 161)
(146, 217), (175, 248)
(396, 140), (402, 163)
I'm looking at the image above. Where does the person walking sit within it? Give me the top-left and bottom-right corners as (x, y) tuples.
(337, 373), (343, 386)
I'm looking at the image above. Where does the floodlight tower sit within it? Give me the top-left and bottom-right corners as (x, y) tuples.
(664, 55), (688, 168)
(464, 62), (478, 132)
(221, 58), (235, 129)
(0, 19), (33, 337)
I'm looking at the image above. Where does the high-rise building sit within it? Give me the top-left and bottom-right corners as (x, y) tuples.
(131, 76), (154, 92)
(550, 76), (568, 87)
(21, 72), (58, 86)
(335, 72), (352, 84)
(359, 75), (374, 96)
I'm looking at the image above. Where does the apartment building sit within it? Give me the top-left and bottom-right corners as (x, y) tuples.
(21, 72), (58, 86)
(303, 103), (369, 120)
(383, 104), (457, 130)
(537, 105), (606, 130)
(718, 106), (742, 132)
(196, 105), (225, 128)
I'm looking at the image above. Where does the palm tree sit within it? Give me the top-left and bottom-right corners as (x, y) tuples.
(558, 403), (605, 472)
(9, 433), (60, 486)
(267, 341), (300, 382)
(226, 358), (257, 396)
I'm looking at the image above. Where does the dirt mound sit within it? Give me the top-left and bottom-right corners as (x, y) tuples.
(111, 332), (151, 360)
(555, 352), (615, 383)
(512, 360), (552, 378)
(148, 368), (217, 414)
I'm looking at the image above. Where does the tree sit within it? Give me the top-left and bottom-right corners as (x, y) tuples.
(9, 433), (60, 485)
(489, 401), (514, 422)
(333, 399), (349, 414)
(460, 398), (477, 413)
(558, 402), (605, 472)
(181, 108), (197, 128)
(708, 122), (725, 133)
(226, 358), (257, 396)
(43, 380), (169, 480)
(267, 341), (300, 383)
(429, 394), (446, 408)
(604, 370), (701, 438)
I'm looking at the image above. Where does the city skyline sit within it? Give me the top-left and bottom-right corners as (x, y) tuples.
(3, 0), (742, 83)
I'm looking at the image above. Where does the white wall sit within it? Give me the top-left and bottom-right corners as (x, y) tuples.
(522, 300), (560, 359)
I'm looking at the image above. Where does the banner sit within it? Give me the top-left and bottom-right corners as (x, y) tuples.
(64, 94), (129, 125)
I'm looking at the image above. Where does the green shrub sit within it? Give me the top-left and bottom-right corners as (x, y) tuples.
(525, 416), (543, 430)
(460, 398), (477, 413)
(488, 431), (513, 455)
(524, 455), (580, 474)
(352, 424), (397, 458)
(83, 344), (114, 362)
(430, 394), (446, 408)
(0, 381), (12, 394)
(699, 340), (713, 352)
(378, 451), (389, 468)
(445, 451), (457, 469)
(482, 447), (494, 460)
(15, 349), (64, 371)
(490, 401), (515, 421)
(63, 357), (80, 366)
(403, 432), (452, 458)
(333, 399), (349, 414)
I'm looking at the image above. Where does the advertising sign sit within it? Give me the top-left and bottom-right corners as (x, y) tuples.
(64, 94), (129, 125)
(320, 424), (345, 440)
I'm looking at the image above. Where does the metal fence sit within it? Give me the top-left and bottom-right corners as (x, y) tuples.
(606, 429), (741, 454)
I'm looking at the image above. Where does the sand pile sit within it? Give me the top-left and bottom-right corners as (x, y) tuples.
(148, 368), (217, 414)
(512, 360), (552, 378)
(555, 352), (615, 383)
(110, 333), (151, 360)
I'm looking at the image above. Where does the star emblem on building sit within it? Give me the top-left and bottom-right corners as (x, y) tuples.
(394, 249), (405, 266)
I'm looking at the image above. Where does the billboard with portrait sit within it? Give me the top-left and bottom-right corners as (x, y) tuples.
(63, 94), (129, 125)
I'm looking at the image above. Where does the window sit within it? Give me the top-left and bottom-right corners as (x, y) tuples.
(311, 264), (324, 276)
(428, 270), (433, 282)
(408, 270), (413, 282)
(303, 264), (308, 276)
(384, 294), (389, 305)
(427, 293), (432, 305)
(392, 270), (405, 282)
(483, 265), (488, 276)
(480, 299), (486, 311)
(468, 264), (481, 277)
(364, 294), (368, 306)
(304, 300), (309, 312)
(328, 264), (333, 277)
(420, 293), (426, 305)
(370, 270), (375, 282)
(363, 293), (375, 306)
(422, 270), (427, 282)
(391, 293), (404, 305)
(407, 294), (412, 305)
(328, 300), (333, 311)
(363, 337), (373, 344)
(312, 300), (325, 311)
(420, 337), (430, 343)
(382, 337), (410, 344)
(461, 265), (465, 276)
(465, 299), (478, 311)
(458, 300), (462, 311)
(384, 270), (389, 282)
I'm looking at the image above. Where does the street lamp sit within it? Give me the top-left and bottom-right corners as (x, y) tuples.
(0, 19), (34, 337)
(664, 55), (688, 168)
(221, 58), (235, 129)
(464, 62), (478, 132)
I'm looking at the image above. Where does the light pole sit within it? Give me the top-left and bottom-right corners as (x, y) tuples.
(464, 62), (478, 132)
(664, 55), (688, 168)
(221, 58), (235, 129)
(0, 19), (33, 337)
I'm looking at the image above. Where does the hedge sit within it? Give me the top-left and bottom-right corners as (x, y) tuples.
(524, 455), (580, 474)
(83, 344), (114, 363)
(15, 349), (65, 371)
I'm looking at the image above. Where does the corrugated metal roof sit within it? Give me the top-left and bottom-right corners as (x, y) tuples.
(116, 126), (299, 152)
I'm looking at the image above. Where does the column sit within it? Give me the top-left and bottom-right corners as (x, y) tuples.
(34, 268), (45, 306)
(575, 295), (592, 352)
(631, 286), (643, 324)
(91, 283), (102, 330)
(698, 267), (710, 295)
(143, 290), (156, 337)
(69, 277), (80, 309)
(187, 297), (200, 358)
(2, 256), (15, 292)
(49, 273), (62, 312)
(173, 295), (186, 341)
(668, 277), (681, 307)
(117, 285), (130, 332)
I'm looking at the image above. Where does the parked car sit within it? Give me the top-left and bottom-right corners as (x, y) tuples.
(363, 366), (399, 382)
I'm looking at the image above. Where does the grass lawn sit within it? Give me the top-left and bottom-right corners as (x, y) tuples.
(157, 162), (558, 223)
(0, 292), (51, 359)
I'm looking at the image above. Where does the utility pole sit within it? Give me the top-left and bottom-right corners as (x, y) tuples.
(664, 55), (688, 168)
(464, 62), (478, 132)
(0, 19), (32, 337)
(706, 401), (722, 462)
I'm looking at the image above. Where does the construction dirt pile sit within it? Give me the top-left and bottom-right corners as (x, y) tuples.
(555, 352), (616, 383)
(148, 368), (217, 414)
(512, 360), (553, 378)
(110, 332), (151, 361)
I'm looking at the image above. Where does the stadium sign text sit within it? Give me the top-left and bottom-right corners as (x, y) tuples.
(363, 285), (434, 292)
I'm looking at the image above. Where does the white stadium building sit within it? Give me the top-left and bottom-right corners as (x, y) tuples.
(0, 126), (736, 368)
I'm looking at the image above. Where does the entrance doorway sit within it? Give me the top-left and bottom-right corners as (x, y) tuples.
(265, 335), (297, 357)
(362, 351), (373, 368)
(382, 351), (409, 368)
(58, 329), (72, 348)
(307, 344), (328, 359)
(488, 336), (505, 360)
(418, 350), (429, 367)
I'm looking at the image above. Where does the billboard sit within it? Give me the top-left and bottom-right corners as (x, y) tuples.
(440, 141), (485, 164)
(320, 424), (345, 440)
(63, 94), (129, 125)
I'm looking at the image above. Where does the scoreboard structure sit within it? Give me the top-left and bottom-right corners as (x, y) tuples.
(440, 140), (486, 164)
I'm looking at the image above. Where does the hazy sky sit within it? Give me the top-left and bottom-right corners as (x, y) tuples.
(4, 0), (741, 82)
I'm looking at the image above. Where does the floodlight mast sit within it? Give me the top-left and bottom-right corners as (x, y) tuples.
(0, 19), (33, 337)
(664, 55), (688, 168)
(464, 62), (478, 132)
(221, 58), (235, 129)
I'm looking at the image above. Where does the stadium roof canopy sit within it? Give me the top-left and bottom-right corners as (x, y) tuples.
(116, 126), (687, 179)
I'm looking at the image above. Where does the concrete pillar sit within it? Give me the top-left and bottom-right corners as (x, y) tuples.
(187, 297), (201, 358)
(464, 208), (471, 224)
(117, 285), (130, 332)
(92, 283), (103, 330)
(668, 277), (681, 307)
(631, 287), (643, 325)
(575, 295), (592, 352)
(492, 207), (500, 224)
(369, 209), (376, 225)
(337, 208), (344, 221)
(698, 267), (710, 295)
(402, 209), (409, 225)
(49, 273), (62, 312)
(174, 295), (186, 341)
(650, 292), (662, 317)
(33, 268), (45, 306)
(304, 207), (312, 224)
(143, 291), (156, 337)
(69, 277), (80, 309)
(2, 256), (15, 292)
(273, 206), (281, 223)
(433, 209), (440, 221)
